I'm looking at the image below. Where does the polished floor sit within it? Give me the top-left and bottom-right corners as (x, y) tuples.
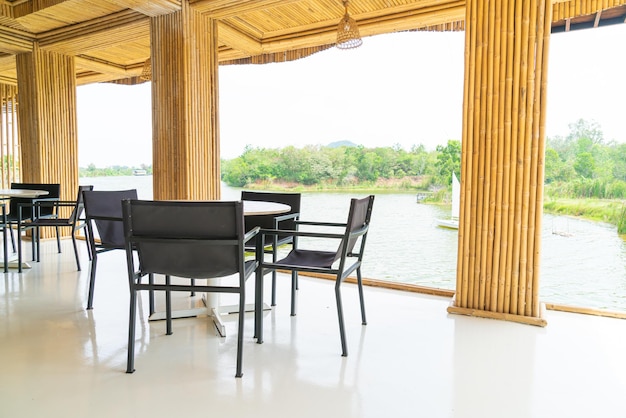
(1, 239), (626, 418)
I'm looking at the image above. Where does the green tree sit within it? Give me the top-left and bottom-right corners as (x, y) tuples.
(434, 140), (461, 185)
(573, 152), (595, 179)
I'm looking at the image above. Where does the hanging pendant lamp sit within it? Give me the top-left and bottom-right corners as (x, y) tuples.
(336, 0), (362, 49)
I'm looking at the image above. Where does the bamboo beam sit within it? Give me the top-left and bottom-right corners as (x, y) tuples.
(37, 10), (149, 55)
(0, 26), (32, 54)
(105, 0), (181, 17)
(75, 55), (142, 78)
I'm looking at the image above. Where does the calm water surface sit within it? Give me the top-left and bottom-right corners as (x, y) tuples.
(81, 176), (626, 312)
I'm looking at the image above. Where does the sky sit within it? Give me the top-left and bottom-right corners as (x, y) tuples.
(76, 24), (626, 167)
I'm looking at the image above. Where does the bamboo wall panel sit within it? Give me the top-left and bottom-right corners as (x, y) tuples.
(15, 46), (79, 236)
(449, 0), (551, 326)
(151, 3), (220, 201)
(0, 84), (20, 188)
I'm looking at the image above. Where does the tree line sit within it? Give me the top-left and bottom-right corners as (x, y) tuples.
(80, 163), (152, 177)
(221, 141), (461, 190)
(221, 118), (626, 200)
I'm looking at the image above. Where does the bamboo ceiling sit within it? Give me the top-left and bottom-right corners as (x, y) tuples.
(0, 0), (624, 86)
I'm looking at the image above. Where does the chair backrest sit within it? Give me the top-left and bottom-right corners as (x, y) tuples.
(122, 200), (246, 279)
(336, 195), (375, 263)
(68, 185), (94, 224)
(83, 189), (138, 248)
(9, 182), (61, 219)
(241, 191), (301, 245)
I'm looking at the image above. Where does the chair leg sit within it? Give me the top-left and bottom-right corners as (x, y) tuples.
(17, 225), (23, 273)
(9, 227), (15, 253)
(271, 245), (277, 306)
(2, 227), (7, 273)
(190, 278), (195, 297)
(290, 271), (297, 316)
(335, 281), (348, 357)
(87, 255), (98, 309)
(35, 227), (41, 262)
(126, 288), (137, 373)
(31, 228), (37, 262)
(255, 268), (264, 343)
(235, 290), (245, 378)
(55, 226), (61, 253)
(271, 272), (277, 306)
(83, 229), (93, 261)
(356, 269), (367, 325)
(71, 234), (81, 271)
(165, 275), (172, 335)
(148, 274), (155, 316)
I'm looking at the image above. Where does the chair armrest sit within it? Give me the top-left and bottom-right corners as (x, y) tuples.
(294, 220), (347, 228)
(86, 215), (123, 222)
(258, 228), (345, 240)
(244, 226), (260, 244)
(15, 197), (59, 222)
(20, 197), (62, 220)
(273, 212), (300, 223)
(33, 199), (76, 207)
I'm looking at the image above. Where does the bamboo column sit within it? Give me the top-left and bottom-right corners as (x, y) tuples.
(448, 0), (552, 326)
(0, 84), (20, 189)
(15, 47), (79, 237)
(150, 1), (220, 201)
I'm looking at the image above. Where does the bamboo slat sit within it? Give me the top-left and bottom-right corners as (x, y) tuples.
(451, 0), (551, 325)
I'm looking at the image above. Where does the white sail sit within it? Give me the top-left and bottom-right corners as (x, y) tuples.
(451, 172), (460, 220)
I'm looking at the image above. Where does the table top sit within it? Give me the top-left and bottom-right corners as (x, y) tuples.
(242, 200), (290, 216)
(0, 189), (50, 198)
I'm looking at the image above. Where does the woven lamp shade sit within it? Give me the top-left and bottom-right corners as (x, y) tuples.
(336, 1), (362, 49)
(140, 58), (151, 81)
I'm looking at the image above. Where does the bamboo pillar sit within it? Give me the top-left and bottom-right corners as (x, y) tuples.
(150, 1), (220, 201)
(0, 84), (20, 188)
(15, 47), (79, 237)
(448, 0), (552, 326)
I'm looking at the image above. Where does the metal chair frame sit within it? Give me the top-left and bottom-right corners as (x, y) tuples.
(255, 195), (374, 357)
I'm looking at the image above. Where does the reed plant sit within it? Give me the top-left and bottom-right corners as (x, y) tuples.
(617, 204), (626, 235)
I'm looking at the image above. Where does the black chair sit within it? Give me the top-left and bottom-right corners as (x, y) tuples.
(122, 199), (259, 378)
(0, 203), (8, 273)
(83, 189), (138, 310)
(242, 191), (301, 306)
(255, 195), (374, 357)
(7, 183), (61, 273)
(24, 185), (94, 271)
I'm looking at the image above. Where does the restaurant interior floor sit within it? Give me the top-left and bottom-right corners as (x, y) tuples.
(1, 239), (625, 418)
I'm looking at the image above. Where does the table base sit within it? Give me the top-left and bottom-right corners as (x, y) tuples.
(148, 295), (270, 338)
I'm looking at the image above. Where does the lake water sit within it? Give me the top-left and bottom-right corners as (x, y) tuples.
(80, 176), (626, 313)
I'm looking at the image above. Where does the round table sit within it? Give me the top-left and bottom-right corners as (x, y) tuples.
(242, 200), (290, 216)
(0, 189), (49, 199)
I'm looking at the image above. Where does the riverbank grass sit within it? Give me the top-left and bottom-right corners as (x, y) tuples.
(543, 198), (626, 232)
(245, 180), (626, 233)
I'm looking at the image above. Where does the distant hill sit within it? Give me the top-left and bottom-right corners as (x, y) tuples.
(327, 140), (358, 148)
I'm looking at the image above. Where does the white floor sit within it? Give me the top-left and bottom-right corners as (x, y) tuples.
(1, 240), (626, 418)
